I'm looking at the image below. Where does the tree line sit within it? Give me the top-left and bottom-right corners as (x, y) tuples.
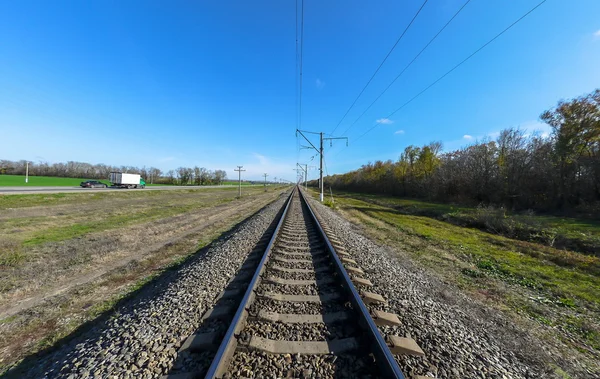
(0, 160), (228, 186)
(317, 89), (600, 212)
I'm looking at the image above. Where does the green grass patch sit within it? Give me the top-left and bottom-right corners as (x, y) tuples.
(0, 251), (27, 267)
(328, 190), (600, 256)
(0, 175), (109, 187)
(329, 195), (600, 304)
(22, 203), (213, 246)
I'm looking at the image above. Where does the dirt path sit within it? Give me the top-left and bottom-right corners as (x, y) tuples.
(0, 196), (265, 319)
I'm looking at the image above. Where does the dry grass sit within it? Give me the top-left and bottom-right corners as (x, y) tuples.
(0, 186), (288, 371)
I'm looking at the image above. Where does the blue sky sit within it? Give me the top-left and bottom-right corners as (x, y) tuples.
(1, 0), (599, 181)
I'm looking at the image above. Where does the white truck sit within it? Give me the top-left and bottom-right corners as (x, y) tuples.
(109, 172), (146, 189)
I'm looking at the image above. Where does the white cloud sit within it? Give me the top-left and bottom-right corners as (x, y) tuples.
(316, 78), (325, 89)
(394, 130), (405, 135)
(463, 134), (473, 140)
(519, 120), (552, 138)
(232, 153), (297, 181)
(376, 118), (394, 125)
(594, 29), (600, 38)
(252, 153), (269, 165)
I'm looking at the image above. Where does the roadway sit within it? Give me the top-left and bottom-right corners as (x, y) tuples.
(0, 185), (260, 195)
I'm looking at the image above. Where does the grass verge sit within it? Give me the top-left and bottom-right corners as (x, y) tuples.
(311, 189), (600, 375)
(326, 190), (600, 256)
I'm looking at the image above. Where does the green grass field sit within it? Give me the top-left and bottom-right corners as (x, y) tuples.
(0, 175), (108, 187)
(326, 190), (600, 256)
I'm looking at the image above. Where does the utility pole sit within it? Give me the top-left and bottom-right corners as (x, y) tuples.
(319, 132), (324, 202)
(263, 173), (268, 191)
(296, 129), (347, 202)
(234, 166), (245, 198)
(304, 164), (308, 190)
(296, 163), (308, 191)
(25, 161), (29, 184)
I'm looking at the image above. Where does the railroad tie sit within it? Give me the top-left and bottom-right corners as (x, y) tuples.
(361, 291), (387, 305)
(271, 265), (330, 274)
(351, 276), (373, 287)
(278, 235), (321, 243)
(345, 266), (365, 276)
(272, 256), (313, 264)
(275, 250), (322, 258)
(372, 310), (401, 327)
(258, 291), (342, 303)
(273, 255), (329, 264)
(341, 257), (357, 265)
(248, 336), (360, 355)
(388, 336), (425, 357)
(278, 240), (324, 248)
(335, 245), (349, 253)
(263, 276), (334, 286)
(256, 310), (351, 324)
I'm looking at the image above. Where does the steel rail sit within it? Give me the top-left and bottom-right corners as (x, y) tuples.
(204, 187), (296, 378)
(298, 188), (406, 379)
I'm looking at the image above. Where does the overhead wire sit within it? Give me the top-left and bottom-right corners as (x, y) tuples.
(295, 0), (299, 165)
(339, 0), (472, 137)
(329, 0), (430, 135)
(295, 0), (299, 132)
(350, 0), (549, 145)
(298, 0), (305, 131)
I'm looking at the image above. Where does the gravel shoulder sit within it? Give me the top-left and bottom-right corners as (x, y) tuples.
(304, 194), (571, 379)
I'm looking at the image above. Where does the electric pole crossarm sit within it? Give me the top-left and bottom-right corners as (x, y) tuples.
(296, 163), (307, 174)
(296, 129), (348, 203)
(296, 129), (319, 153)
(323, 136), (349, 147)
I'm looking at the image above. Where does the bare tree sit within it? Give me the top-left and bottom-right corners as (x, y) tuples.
(213, 169), (227, 185)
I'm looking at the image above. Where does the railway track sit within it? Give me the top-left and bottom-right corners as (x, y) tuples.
(167, 187), (424, 378)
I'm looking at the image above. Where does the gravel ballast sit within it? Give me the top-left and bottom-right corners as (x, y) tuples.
(7, 191), (291, 379)
(306, 194), (556, 379)
(7, 187), (565, 378)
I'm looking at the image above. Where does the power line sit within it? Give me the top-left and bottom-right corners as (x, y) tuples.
(352, 0), (548, 144)
(298, 0), (305, 130)
(295, 0), (299, 132)
(330, 0), (429, 135)
(295, 0), (300, 166)
(340, 0), (472, 137)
